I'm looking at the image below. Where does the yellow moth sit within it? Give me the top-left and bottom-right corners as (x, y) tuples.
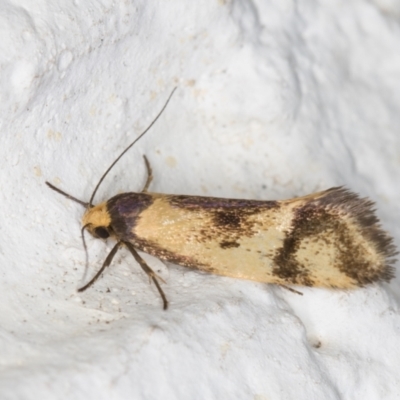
(47, 89), (397, 309)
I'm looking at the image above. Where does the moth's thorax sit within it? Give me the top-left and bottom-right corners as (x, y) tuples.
(108, 192), (152, 235)
(82, 202), (111, 230)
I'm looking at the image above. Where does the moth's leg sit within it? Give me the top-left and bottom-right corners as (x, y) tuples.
(141, 155), (153, 193)
(78, 241), (123, 292)
(280, 285), (303, 296)
(124, 241), (168, 310)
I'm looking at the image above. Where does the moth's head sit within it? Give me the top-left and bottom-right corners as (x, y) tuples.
(82, 202), (112, 239)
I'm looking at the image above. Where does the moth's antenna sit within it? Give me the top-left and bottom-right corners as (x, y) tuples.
(46, 182), (89, 208)
(89, 87), (177, 207)
(80, 224), (90, 283)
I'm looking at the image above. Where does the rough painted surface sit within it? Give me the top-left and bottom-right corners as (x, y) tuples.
(1, 1), (400, 399)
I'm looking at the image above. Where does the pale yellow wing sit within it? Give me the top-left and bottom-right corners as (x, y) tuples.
(129, 187), (396, 289)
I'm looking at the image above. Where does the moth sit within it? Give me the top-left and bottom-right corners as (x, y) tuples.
(47, 89), (397, 309)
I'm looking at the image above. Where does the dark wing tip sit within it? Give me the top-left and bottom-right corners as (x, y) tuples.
(315, 187), (398, 283)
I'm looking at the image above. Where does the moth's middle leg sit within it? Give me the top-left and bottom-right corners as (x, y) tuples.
(124, 241), (168, 310)
(141, 155), (153, 193)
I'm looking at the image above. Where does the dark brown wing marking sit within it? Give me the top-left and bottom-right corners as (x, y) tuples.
(273, 187), (397, 286)
(169, 195), (279, 250)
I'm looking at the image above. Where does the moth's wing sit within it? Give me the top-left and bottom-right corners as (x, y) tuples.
(123, 188), (397, 288)
(275, 187), (396, 287)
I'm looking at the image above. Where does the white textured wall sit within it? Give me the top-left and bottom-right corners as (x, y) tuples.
(1, 1), (400, 399)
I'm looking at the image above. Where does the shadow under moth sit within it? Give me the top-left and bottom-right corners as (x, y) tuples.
(46, 89), (397, 309)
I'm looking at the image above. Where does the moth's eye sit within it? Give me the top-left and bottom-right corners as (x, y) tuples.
(94, 227), (110, 239)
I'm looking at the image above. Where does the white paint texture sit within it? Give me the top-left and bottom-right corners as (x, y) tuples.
(1, 1), (400, 399)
